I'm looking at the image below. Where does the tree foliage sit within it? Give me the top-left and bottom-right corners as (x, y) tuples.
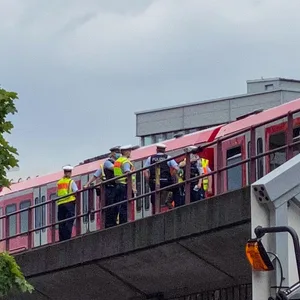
(0, 88), (19, 188)
(0, 252), (34, 297)
(0, 88), (33, 296)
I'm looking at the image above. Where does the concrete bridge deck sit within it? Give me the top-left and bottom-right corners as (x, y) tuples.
(7, 187), (251, 300)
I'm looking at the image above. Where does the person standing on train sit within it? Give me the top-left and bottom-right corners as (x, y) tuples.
(113, 145), (137, 225)
(56, 165), (78, 241)
(179, 146), (213, 200)
(178, 147), (203, 203)
(143, 143), (182, 213)
(84, 146), (121, 228)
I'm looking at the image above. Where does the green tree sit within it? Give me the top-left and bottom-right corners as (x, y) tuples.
(0, 88), (19, 188)
(0, 88), (34, 296)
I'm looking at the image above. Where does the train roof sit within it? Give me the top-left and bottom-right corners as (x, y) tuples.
(0, 125), (221, 196)
(215, 98), (300, 138)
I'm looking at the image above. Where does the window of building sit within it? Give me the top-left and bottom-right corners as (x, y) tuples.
(269, 132), (286, 171)
(165, 132), (173, 140)
(154, 134), (164, 143)
(6, 204), (16, 237)
(20, 200), (30, 234)
(265, 84), (274, 91)
(143, 136), (153, 146)
(226, 146), (242, 191)
(189, 128), (198, 133)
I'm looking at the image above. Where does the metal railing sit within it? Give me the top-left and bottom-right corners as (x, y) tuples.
(169, 283), (252, 300)
(1, 108), (300, 252)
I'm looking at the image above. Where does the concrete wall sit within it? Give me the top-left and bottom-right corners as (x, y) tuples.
(136, 90), (294, 136)
(247, 79), (300, 94)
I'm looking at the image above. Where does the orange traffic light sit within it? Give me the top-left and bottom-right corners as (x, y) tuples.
(246, 239), (274, 271)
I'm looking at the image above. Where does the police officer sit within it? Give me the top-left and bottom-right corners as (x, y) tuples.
(84, 146), (121, 228)
(114, 145), (137, 224)
(144, 143), (181, 213)
(179, 147), (203, 203)
(179, 146), (212, 200)
(56, 165), (78, 241)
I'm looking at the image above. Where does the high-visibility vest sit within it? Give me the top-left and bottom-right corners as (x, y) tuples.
(114, 156), (135, 184)
(57, 177), (76, 205)
(201, 158), (209, 191)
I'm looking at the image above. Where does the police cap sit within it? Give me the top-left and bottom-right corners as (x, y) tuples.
(120, 144), (133, 151)
(156, 143), (166, 149)
(63, 165), (73, 171)
(109, 146), (121, 152)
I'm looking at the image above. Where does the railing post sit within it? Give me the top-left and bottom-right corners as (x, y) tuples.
(250, 127), (256, 184)
(155, 163), (161, 214)
(75, 192), (81, 236)
(287, 111), (294, 160)
(184, 152), (191, 205)
(28, 206), (32, 249)
(51, 198), (56, 243)
(216, 140), (223, 194)
(5, 214), (9, 251)
(127, 174), (133, 222)
(100, 184), (105, 229)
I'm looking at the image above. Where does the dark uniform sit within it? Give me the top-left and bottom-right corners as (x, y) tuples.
(102, 157), (118, 228)
(180, 160), (202, 203)
(147, 152), (180, 212)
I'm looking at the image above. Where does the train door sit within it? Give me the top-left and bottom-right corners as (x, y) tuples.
(133, 160), (151, 220)
(265, 121), (287, 173)
(221, 135), (246, 193)
(81, 174), (96, 234)
(33, 186), (47, 247)
(245, 127), (265, 184)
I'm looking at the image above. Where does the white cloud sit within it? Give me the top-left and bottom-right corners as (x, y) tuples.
(1, 0), (300, 179)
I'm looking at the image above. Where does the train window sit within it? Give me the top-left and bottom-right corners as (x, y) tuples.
(247, 141), (251, 184)
(49, 193), (58, 229)
(269, 132), (286, 171)
(5, 204), (16, 237)
(35, 196), (46, 231)
(20, 200), (30, 234)
(226, 146), (242, 191)
(82, 190), (88, 224)
(133, 161), (142, 212)
(0, 207), (2, 239)
(293, 127), (300, 156)
(257, 138), (264, 179)
(41, 196), (46, 232)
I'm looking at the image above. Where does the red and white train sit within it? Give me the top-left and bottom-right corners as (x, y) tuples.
(1, 98), (300, 253)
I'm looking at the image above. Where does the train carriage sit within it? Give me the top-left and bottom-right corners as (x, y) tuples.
(1, 98), (300, 253)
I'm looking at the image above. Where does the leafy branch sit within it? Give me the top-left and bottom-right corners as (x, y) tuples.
(0, 88), (19, 188)
(0, 252), (34, 297)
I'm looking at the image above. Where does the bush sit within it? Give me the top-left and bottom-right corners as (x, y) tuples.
(0, 252), (34, 296)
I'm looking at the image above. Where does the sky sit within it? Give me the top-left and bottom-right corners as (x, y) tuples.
(1, 0), (300, 180)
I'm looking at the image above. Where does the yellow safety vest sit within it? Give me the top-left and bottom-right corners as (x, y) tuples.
(57, 177), (76, 205)
(201, 158), (209, 191)
(114, 156), (135, 184)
